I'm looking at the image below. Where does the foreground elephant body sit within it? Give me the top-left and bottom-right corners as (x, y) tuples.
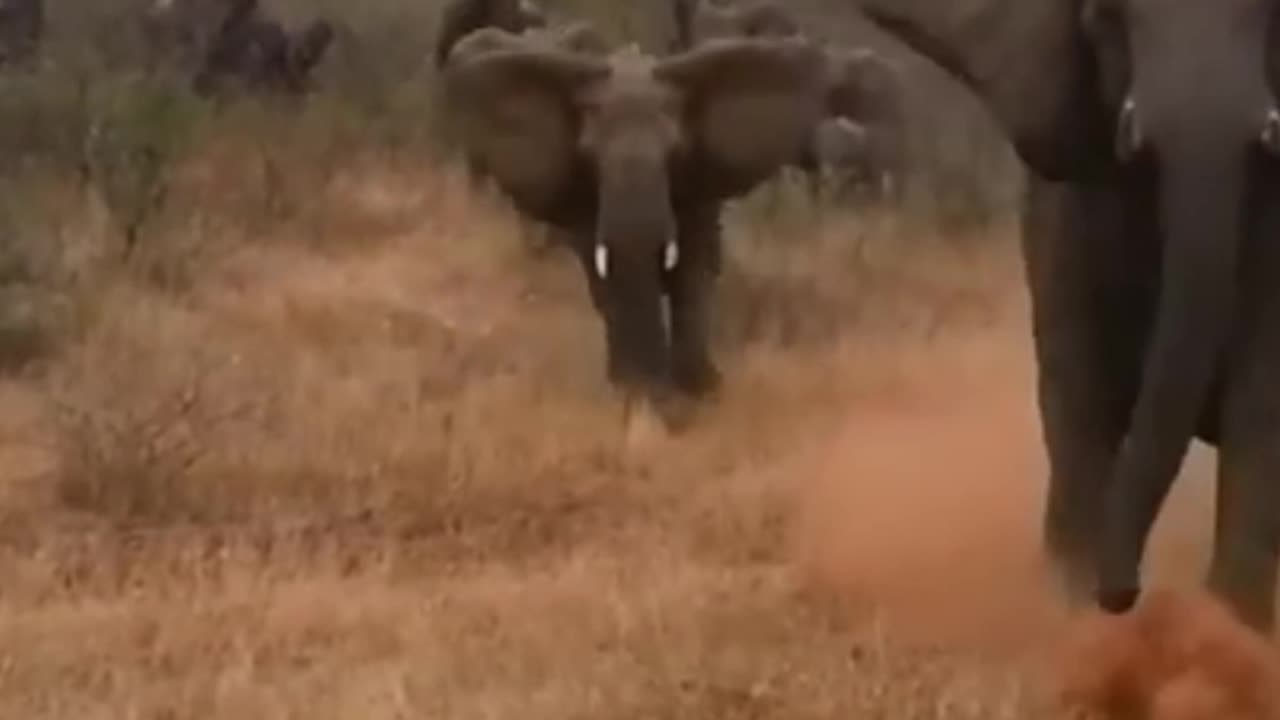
(859, 0), (1280, 631)
(442, 28), (823, 403)
(673, 0), (906, 201)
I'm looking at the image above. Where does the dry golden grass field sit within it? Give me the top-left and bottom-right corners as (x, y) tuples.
(0, 154), (1277, 719)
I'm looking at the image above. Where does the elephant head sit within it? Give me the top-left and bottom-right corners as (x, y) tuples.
(858, 0), (1280, 613)
(433, 0), (548, 68)
(444, 29), (823, 398)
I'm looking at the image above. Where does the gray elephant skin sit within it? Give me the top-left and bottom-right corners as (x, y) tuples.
(441, 27), (824, 405)
(859, 0), (1280, 632)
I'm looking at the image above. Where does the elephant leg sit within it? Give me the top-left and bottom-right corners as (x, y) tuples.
(1036, 343), (1126, 604)
(1024, 181), (1143, 604)
(666, 205), (722, 397)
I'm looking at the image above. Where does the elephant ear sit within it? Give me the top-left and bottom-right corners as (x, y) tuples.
(443, 29), (609, 218)
(857, 0), (1109, 180)
(656, 36), (826, 198)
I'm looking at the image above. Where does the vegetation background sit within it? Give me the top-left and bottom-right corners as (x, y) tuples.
(0, 2), (1251, 718)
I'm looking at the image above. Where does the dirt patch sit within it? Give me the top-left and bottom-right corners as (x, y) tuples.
(1057, 590), (1280, 719)
(791, 326), (1062, 656)
(791, 323), (1280, 716)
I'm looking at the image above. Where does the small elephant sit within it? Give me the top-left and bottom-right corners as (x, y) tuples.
(193, 0), (334, 98)
(793, 115), (889, 201)
(442, 28), (824, 404)
(433, 0), (547, 69)
(819, 47), (906, 202)
(0, 0), (42, 68)
(859, 0), (1280, 632)
(672, 0), (906, 203)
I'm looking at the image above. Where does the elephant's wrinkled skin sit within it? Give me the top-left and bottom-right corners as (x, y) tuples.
(442, 29), (823, 404)
(860, 0), (1280, 631)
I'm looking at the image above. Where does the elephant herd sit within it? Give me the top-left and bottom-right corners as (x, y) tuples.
(439, 0), (1280, 642)
(0, 0), (334, 99)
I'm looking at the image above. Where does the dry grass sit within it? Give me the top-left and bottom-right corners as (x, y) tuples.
(0, 157), (1274, 719)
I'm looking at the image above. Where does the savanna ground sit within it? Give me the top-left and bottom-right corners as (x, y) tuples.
(0, 2), (1277, 718)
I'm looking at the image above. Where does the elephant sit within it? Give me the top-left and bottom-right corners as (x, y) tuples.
(858, 0), (1280, 632)
(672, 0), (907, 203)
(442, 27), (825, 406)
(0, 0), (42, 68)
(141, 0), (235, 71)
(819, 46), (907, 203)
(193, 0), (334, 98)
(433, 0), (547, 69)
(792, 115), (887, 201)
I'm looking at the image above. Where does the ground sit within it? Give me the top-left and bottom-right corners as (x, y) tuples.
(0, 163), (1272, 719)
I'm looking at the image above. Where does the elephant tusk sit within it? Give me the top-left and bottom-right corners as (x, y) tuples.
(1262, 108), (1280, 156)
(1115, 97), (1144, 161)
(663, 240), (679, 271)
(594, 243), (609, 279)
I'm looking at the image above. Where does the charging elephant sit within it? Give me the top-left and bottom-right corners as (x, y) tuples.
(673, 0), (906, 202)
(859, 0), (1280, 632)
(433, 0), (547, 69)
(442, 28), (823, 404)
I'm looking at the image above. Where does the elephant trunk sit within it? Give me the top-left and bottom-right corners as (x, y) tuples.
(1097, 138), (1245, 613)
(593, 145), (677, 397)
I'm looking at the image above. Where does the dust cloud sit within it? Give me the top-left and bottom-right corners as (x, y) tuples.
(789, 325), (1280, 717)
